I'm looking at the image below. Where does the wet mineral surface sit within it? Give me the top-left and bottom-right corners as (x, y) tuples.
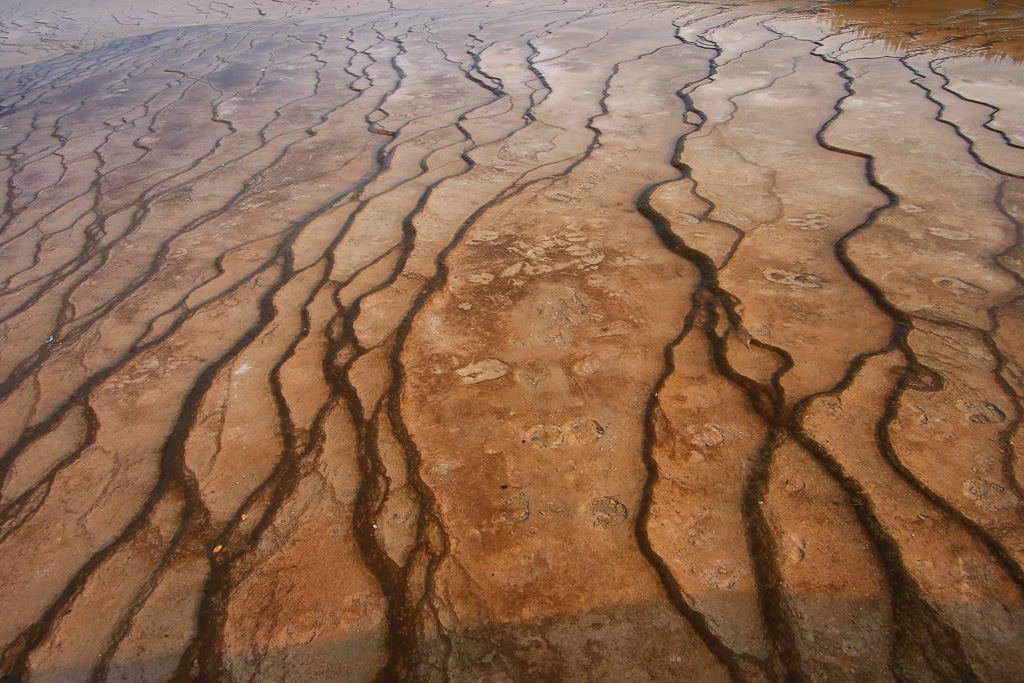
(0, 0), (1023, 680)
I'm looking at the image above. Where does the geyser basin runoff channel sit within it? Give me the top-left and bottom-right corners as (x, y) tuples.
(0, 0), (1022, 680)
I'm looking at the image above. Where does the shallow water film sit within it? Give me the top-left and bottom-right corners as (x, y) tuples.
(0, 0), (1023, 680)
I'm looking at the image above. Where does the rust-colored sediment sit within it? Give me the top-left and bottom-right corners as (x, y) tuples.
(0, 0), (1022, 680)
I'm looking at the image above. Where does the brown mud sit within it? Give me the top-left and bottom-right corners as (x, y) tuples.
(0, 0), (1023, 680)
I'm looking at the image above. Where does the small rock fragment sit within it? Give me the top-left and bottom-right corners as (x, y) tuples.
(456, 359), (510, 385)
(587, 497), (627, 529)
(501, 261), (524, 277)
(497, 494), (531, 524)
(564, 419), (605, 445)
(689, 424), (725, 447)
(762, 268), (822, 288)
(527, 424), (563, 449)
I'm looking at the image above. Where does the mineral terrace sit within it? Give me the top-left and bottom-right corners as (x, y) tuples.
(0, 0), (1023, 680)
